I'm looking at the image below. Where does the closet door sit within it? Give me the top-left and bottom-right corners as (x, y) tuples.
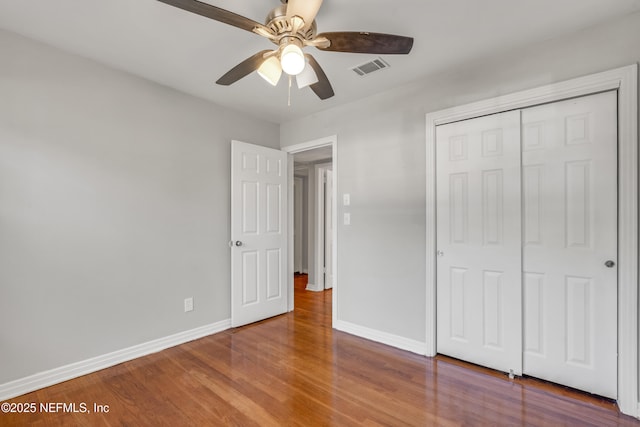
(436, 111), (522, 375)
(521, 91), (617, 398)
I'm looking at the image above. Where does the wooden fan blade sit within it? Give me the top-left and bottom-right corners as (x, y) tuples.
(315, 32), (413, 54)
(305, 54), (334, 100)
(286, 0), (323, 30)
(216, 50), (272, 86)
(158, 0), (269, 34)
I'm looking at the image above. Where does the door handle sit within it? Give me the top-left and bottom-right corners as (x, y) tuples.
(605, 260), (615, 268)
(228, 240), (243, 248)
(235, 240), (243, 247)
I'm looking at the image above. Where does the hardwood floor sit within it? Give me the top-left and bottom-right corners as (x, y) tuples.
(2, 274), (639, 426)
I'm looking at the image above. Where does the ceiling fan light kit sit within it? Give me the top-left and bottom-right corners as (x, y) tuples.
(280, 40), (305, 76)
(157, 0), (414, 100)
(257, 56), (283, 86)
(296, 60), (319, 89)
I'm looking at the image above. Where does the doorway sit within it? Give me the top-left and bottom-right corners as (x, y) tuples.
(283, 136), (338, 323)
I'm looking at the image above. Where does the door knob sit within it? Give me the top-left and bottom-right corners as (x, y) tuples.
(605, 260), (615, 268)
(235, 240), (243, 247)
(437, 250), (444, 257)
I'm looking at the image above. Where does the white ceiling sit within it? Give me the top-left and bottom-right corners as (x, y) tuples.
(2, 0), (640, 124)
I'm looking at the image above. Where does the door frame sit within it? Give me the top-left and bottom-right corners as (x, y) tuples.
(425, 64), (638, 417)
(314, 162), (333, 291)
(324, 168), (334, 290)
(283, 135), (338, 324)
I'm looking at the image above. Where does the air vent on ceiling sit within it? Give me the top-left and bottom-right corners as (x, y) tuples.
(351, 57), (390, 77)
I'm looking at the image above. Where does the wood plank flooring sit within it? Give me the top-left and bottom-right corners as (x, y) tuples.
(2, 274), (639, 426)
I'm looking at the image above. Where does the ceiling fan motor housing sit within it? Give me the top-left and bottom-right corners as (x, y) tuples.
(265, 4), (317, 42)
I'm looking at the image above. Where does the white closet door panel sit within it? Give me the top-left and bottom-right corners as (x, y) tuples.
(436, 110), (522, 375)
(522, 91), (617, 398)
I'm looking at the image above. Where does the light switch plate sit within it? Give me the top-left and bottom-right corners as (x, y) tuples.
(343, 193), (350, 206)
(343, 213), (351, 225)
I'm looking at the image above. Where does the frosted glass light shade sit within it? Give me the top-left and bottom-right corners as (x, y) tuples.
(257, 56), (282, 86)
(296, 60), (318, 89)
(280, 44), (305, 76)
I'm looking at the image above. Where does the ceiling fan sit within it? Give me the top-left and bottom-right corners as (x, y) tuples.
(157, 0), (414, 100)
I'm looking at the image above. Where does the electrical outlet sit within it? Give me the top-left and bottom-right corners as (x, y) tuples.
(184, 297), (194, 312)
(343, 193), (350, 206)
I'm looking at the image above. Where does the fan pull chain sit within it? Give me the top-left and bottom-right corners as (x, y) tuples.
(288, 75), (292, 107)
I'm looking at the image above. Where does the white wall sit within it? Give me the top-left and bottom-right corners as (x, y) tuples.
(280, 12), (640, 344)
(0, 30), (279, 385)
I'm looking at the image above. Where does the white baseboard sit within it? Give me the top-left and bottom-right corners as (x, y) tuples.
(0, 319), (231, 402)
(305, 282), (323, 292)
(334, 320), (427, 355)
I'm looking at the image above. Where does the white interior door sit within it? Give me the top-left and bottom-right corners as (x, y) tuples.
(231, 140), (288, 327)
(324, 169), (334, 289)
(436, 110), (523, 375)
(521, 91), (617, 398)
